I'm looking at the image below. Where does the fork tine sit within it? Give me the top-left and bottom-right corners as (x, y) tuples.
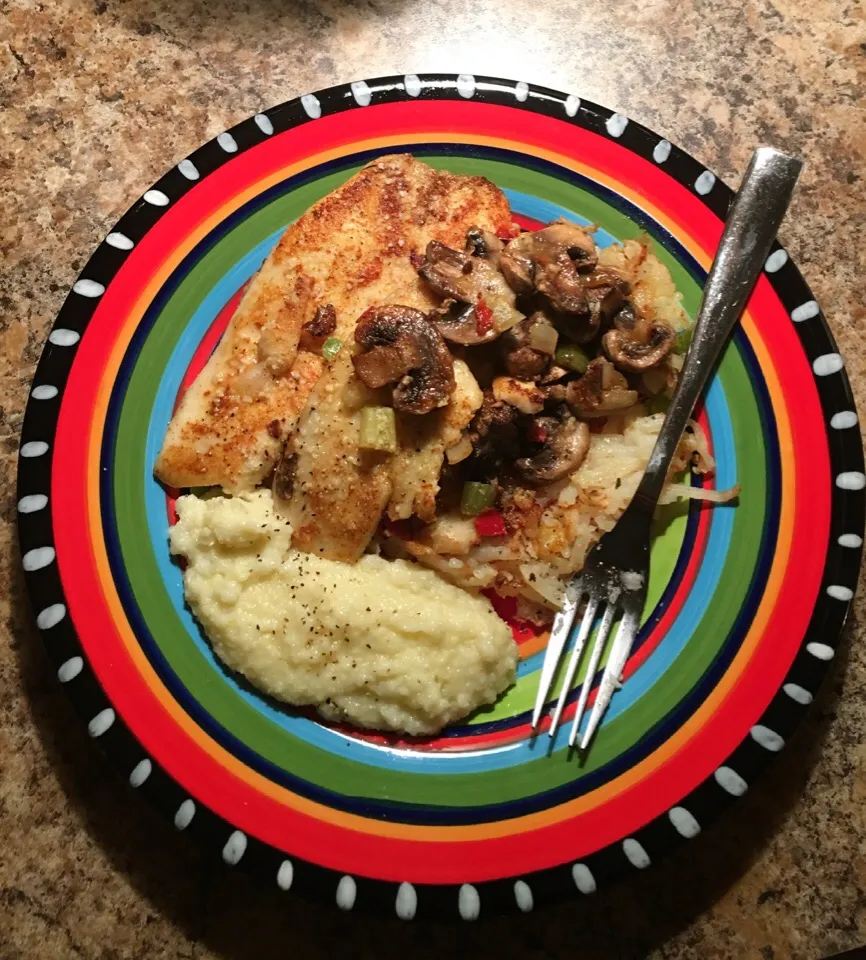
(547, 596), (598, 739)
(530, 580), (581, 729)
(579, 608), (641, 750)
(568, 597), (619, 748)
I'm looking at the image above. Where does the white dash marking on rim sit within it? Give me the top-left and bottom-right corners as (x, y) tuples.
(72, 278), (105, 297)
(88, 707), (115, 738)
(57, 656), (83, 682)
(668, 806), (701, 839)
(21, 441), (49, 458)
(143, 189), (169, 206)
(336, 875), (356, 910)
(714, 765), (748, 796)
(605, 113), (628, 137)
(36, 603), (65, 629)
(106, 231), (134, 250)
(695, 171), (716, 195)
(456, 74), (476, 99)
(31, 385), (58, 400)
(254, 113), (274, 135)
(791, 300), (819, 322)
(351, 80), (372, 106)
(837, 471), (866, 490)
(831, 411), (858, 430)
(177, 158), (200, 180)
(23, 546), (56, 571)
(18, 494), (48, 513)
(514, 81), (529, 102)
(301, 93), (321, 119)
(217, 131), (238, 153)
(276, 860), (294, 890)
(750, 724), (785, 752)
(813, 353), (843, 376)
(653, 139), (672, 163)
(403, 74), (421, 97)
(572, 863), (597, 894)
(513, 880), (533, 912)
(129, 758), (152, 788)
(458, 883), (480, 920)
(222, 830), (247, 865)
(764, 249), (788, 273)
(174, 799), (196, 830)
(395, 882), (417, 920)
(807, 641), (834, 661)
(622, 837), (651, 869)
(827, 584), (854, 601)
(783, 682), (813, 705)
(49, 329), (80, 347)
(564, 94), (581, 117)
(838, 533), (863, 548)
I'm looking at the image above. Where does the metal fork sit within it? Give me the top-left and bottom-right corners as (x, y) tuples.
(532, 147), (803, 751)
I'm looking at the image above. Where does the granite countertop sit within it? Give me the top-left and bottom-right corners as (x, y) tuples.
(2, 0), (865, 957)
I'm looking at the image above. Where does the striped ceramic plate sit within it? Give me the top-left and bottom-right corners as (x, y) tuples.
(17, 74), (864, 919)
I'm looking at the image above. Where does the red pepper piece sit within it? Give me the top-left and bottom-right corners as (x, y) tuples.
(528, 421), (548, 444)
(495, 222), (521, 241)
(475, 509), (507, 537)
(475, 298), (494, 335)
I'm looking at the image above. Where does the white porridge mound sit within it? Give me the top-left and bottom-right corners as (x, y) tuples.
(170, 489), (517, 736)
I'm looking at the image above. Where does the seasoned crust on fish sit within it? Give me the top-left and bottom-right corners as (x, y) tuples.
(155, 154), (512, 493)
(276, 350), (394, 564)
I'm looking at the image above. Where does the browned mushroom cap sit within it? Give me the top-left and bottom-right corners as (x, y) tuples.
(429, 300), (498, 346)
(353, 305), (455, 415)
(535, 253), (588, 315)
(298, 303), (337, 352)
(552, 269), (631, 344)
(602, 304), (675, 372)
(499, 220), (599, 311)
(499, 313), (557, 380)
(418, 240), (479, 303)
(416, 240), (523, 344)
(583, 270), (631, 320)
(565, 357), (639, 418)
(535, 220), (598, 269)
(516, 414), (590, 485)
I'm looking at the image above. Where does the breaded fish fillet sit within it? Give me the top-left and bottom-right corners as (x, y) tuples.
(155, 154), (512, 493)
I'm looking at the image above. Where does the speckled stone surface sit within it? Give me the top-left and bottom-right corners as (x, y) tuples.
(2, 1), (865, 957)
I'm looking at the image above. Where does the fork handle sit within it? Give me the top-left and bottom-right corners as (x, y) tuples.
(633, 147), (803, 509)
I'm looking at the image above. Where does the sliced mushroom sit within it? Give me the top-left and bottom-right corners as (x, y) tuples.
(584, 269), (631, 320)
(353, 339), (423, 388)
(516, 414), (590, 485)
(602, 303), (674, 372)
(353, 305), (455, 415)
(498, 248), (535, 295)
(565, 357), (639, 418)
(499, 312), (557, 380)
(298, 303), (337, 352)
(492, 376), (546, 414)
(416, 240), (523, 343)
(499, 219), (599, 313)
(429, 299), (497, 346)
(552, 269), (631, 344)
